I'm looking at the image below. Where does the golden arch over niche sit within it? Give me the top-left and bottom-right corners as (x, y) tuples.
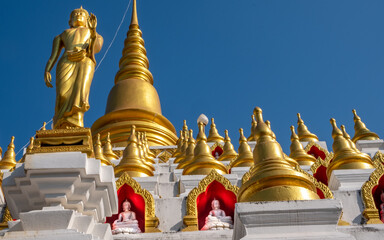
(112, 172), (161, 232)
(373, 151), (384, 167)
(182, 170), (239, 231)
(361, 162), (384, 224)
(304, 141), (331, 160)
(310, 153), (333, 186)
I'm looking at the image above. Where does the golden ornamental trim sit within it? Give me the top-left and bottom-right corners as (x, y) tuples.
(310, 156), (329, 175)
(304, 142), (331, 159)
(361, 163), (384, 224)
(185, 170), (238, 216)
(210, 142), (224, 152)
(115, 172), (156, 218)
(241, 170), (251, 185)
(295, 165), (333, 199)
(373, 151), (384, 168)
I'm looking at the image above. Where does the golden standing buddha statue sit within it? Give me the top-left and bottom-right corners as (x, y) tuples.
(44, 7), (103, 128)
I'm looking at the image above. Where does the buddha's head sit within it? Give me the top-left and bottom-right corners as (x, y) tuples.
(211, 199), (220, 210)
(122, 199), (131, 212)
(69, 6), (89, 27)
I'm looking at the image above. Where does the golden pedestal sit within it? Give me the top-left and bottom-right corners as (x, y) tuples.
(30, 128), (94, 157)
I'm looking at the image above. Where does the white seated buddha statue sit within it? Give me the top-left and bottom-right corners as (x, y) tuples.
(201, 199), (233, 230)
(112, 199), (141, 234)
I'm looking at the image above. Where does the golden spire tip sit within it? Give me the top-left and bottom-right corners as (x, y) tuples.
(130, 0), (139, 26)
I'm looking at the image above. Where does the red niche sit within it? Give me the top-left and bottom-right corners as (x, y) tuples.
(105, 184), (145, 232)
(313, 165), (328, 186)
(372, 175), (384, 220)
(212, 146), (223, 159)
(307, 145), (326, 160)
(196, 180), (237, 230)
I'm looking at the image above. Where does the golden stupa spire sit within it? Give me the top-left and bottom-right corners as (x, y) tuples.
(92, 0), (177, 147)
(352, 109), (380, 143)
(143, 132), (156, 159)
(172, 130), (184, 158)
(137, 132), (155, 171)
(115, 125), (154, 177)
(141, 132), (155, 163)
(182, 120), (188, 133)
(289, 126), (316, 166)
(103, 132), (119, 161)
(247, 115), (257, 141)
(297, 113), (319, 142)
(94, 134), (112, 166)
(238, 107), (319, 202)
(207, 118), (224, 142)
(340, 125), (371, 159)
(174, 130), (189, 163)
(0, 137), (17, 170)
(229, 128), (253, 168)
(217, 130), (238, 161)
(265, 120), (276, 140)
(176, 129), (196, 169)
(327, 118), (373, 179)
(182, 122), (227, 175)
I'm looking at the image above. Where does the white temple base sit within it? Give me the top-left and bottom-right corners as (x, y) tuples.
(329, 169), (374, 191)
(355, 139), (384, 157)
(233, 199), (353, 240)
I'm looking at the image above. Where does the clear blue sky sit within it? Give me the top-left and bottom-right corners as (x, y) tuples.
(1, 0), (384, 157)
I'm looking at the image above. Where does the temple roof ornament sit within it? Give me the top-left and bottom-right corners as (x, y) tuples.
(103, 132), (119, 161)
(217, 130), (238, 162)
(247, 115), (257, 141)
(229, 128), (253, 168)
(238, 107), (319, 202)
(91, 0), (177, 147)
(182, 122), (227, 175)
(94, 133), (112, 166)
(0, 137), (16, 170)
(115, 125), (154, 177)
(172, 130), (184, 158)
(352, 109), (380, 143)
(177, 129), (196, 170)
(137, 132), (155, 171)
(174, 131), (189, 163)
(207, 118), (224, 142)
(327, 118), (374, 179)
(289, 126), (316, 166)
(297, 113), (319, 142)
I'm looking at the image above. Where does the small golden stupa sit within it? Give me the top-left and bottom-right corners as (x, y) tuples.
(352, 109), (380, 143)
(94, 134), (112, 166)
(182, 122), (227, 175)
(114, 125), (154, 177)
(176, 129), (195, 170)
(91, 0), (177, 147)
(0, 137), (17, 170)
(326, 118), (374, 179)
(174, 131), (189, 164)
(238, 107), (319, 202)
(229, 128), (253, 168)
(141, 133), (155, 164)
(137, 132), (155, 172)
(207, 118), (224, 142)
(103, 132), (119, 161)
(172, 130), (184, 158)
(289, 126), (316, 166)
(143, 132), (156, 159)
(247, 115), (257, 141)
(297, 113), (319, 142)
(217, 130), (238, 162)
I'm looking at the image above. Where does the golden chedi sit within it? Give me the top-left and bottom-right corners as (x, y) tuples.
(103, 132), (119, 161)
(340, 125), (371, 161)
(217, 130), (238, 162)
(327, 118), (374, 179)
(0, 137), (17, 170)
(174, 131), (189, 164)
(114, 125), (154, 177)
(289, 126), (316, 166)
(95, 134), (112, 166)
(247, 115), (257, 141)
(137, 132), (155, 172)
(92, 0), (177, 147)
(238, 107), (319, 202)
(297, 113), (319, 142)
(176, 129), (195, 170)
(229, 128), (253, 168)
(207, 118), (224, 142)
(142, 133), (155, 164)
(182, 122), (227, 175)
(172, 130), (184, 158)
(352, 109), (379, 143)
(265, 120), (276, 140)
